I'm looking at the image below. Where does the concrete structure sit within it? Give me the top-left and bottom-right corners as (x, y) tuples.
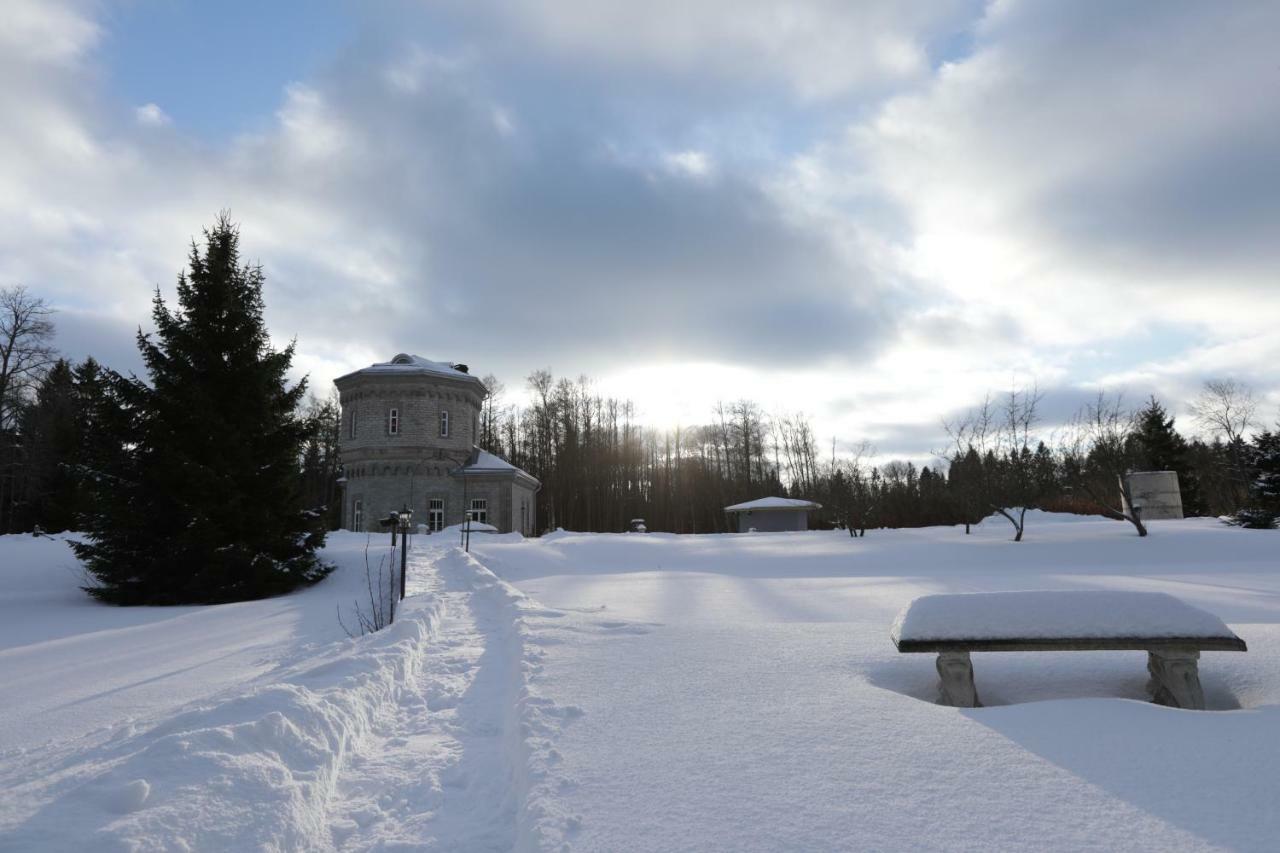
(892, 591), (1247, 710)
(724, 496), (821, 532)
(1121, 470), (1184, 521)
(334, 354), (540, 535)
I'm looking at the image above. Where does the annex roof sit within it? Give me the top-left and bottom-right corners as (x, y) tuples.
(464, 449), (519, 472)
(724, 496), (822, 513)
(452, 447), (541, 489)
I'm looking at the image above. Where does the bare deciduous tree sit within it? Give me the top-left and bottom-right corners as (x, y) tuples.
(479, 373), (506, 452)
(945, 386), (1045, 541)
(0, 286), (56, 432)
(1192, 379), (1258, 507)
(1061, 392), (1148, 537)
(1192, 379), (1257, 445)
(337, 539), (398, 636)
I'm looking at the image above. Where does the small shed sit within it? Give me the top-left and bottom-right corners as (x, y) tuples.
(724, 497), (822, 532)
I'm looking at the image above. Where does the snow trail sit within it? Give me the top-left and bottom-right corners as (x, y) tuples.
(326, 544), (522, 850)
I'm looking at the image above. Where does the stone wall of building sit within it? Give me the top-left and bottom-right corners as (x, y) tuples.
(1121, 470), (1184, 521)
(732, 509), (810, 532)
(335, 363), (537, 534)
(342, 470), (518, 533)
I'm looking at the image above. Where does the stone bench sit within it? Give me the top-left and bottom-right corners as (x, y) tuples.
(890, 591), (1247, 710)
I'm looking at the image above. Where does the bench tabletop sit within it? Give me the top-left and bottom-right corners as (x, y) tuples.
(892, 590), (1247, 653)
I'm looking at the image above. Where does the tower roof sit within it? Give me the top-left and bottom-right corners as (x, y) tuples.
(335, 353), (485, 388)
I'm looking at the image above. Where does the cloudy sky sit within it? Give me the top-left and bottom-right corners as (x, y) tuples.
(3, 0), (1278, 459)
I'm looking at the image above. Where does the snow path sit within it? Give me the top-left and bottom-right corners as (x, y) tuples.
(326, 545), (521, 851)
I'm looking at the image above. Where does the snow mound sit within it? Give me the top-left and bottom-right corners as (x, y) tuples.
(436, 521), (501, 534)
(5, 593), (446, 850)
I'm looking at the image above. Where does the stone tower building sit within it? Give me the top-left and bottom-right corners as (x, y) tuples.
(334, 354), (539, 535)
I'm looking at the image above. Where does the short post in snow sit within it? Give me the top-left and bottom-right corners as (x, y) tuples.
(397, 505), (413, 601)
(463, 510), (473, 553)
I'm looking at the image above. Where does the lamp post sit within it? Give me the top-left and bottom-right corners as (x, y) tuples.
(397, 505), (412, 600)
(463, 510), (473, 553)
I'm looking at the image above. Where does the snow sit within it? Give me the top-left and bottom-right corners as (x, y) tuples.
(463, 449), (518, 472)
(723, 495), (821, 511)
(2, 514), (1278, 850)
(891, 590), (1240, 644)
(337, 353), (481, 384)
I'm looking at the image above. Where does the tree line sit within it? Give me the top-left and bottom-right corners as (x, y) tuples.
(2, 214), (1277, 607)
(475, 372), (1280, 537)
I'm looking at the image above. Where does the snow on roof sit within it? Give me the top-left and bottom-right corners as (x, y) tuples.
(891, 591), (1239, 645)
(724, 496), (822, 512)
(464, 449), (518, 472)
(337, 354), (483, 385)
(453, 448), (541, 488)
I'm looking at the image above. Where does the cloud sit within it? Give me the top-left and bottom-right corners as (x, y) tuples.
(1, 8), (901, 390)
(851, 1), (1280, 345)
(442, 0), (978, 100)
(134, 103), (170, 127)
(1, 0), (1276, 465)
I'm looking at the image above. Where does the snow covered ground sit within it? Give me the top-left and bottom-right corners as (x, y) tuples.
(1, 514), (1277, 850)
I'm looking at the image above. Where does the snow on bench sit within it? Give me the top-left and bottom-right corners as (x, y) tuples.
(891, 591), (1247, 709)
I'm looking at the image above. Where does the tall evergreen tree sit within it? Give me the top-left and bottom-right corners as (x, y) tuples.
(298, 392), (343, 530)
(16, 359), (81, 531)
(1130, 396), (1204, 514)
(74, 216), (330, 604)
(1233, 430), (1280, 529)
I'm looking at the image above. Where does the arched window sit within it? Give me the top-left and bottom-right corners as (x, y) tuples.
(440, 410), (450, 437)
(348, 406), (358, 439)
(388, 408), (399, 435)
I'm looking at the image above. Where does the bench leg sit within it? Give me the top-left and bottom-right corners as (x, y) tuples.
(1147, 649), (1204, 710)
(936, 651), (981, 708)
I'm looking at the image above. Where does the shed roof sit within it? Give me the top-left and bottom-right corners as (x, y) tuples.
(724, 496), (822, 513)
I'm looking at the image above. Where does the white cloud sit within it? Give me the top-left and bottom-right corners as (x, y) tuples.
(663, 150), (713, 179)
(0, 0), (99, 66)
(134, 103), (170, 127)
(449, 0), (973, 99)
(0, 0), (1276, 463)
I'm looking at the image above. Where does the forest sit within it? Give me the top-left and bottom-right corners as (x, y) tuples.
(2, 281), (1278, 541)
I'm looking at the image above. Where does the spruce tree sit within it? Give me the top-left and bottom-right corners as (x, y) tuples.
(74, 216), (330, 604)
(1233, 431), (1280, 529)
(1131, 396), (1205, 515)
(18, 359), (81, 531)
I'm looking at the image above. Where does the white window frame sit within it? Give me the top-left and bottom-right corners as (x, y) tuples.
(428, 498), (445, 532)
(440, 410), (450, 437)
(352, 499), (363, 531)
(388, 407), (400, 435)
(470, 498), (488, 525)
